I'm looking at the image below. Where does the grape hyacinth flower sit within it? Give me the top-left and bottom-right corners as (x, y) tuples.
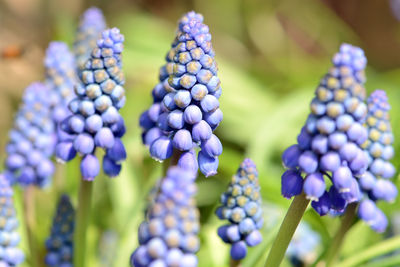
(45, 41), (78, 126)
(45, 195), (75, 266)
(139, 11), (223, 177)
(281, 44), (369, 215)
(0, 174), (25, 266)
(130, 166), (200, 267)
(215, 159), (263, 260)
(56, 27), (126, 181)
(286, 222), (320, 267)
(4, 82), (56, 187)
(357, 90), (396, 232)
(74, 7), (106, 74)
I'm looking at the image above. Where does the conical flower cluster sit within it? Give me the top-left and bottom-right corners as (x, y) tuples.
(130, 166), (200, 267)
(281, 44), (369, 215)
(4, 82), (56, 187)
(74, 7), (106, 73)
(56, 27), (127, 181)
(139, 11), (223, 177)
(44, 41), (77, 125)
(0, 174), (24, 266)
(357, 90), (396, 232)
(216, 159), (263, 260)
(45, 195), (75, 266)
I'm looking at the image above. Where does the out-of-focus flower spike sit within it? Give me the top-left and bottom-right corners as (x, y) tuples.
(4, 82), (56, 187)
(0, 174), (24, 265)
(74, 7), (106, 74)
(44, 41), (78, 125)
(357, 89), (396, 232)
(57, 27), (126, 181)
(216, 159), (263, 260)
(130, 166), (199, 267)
(45, 194), (75, 266)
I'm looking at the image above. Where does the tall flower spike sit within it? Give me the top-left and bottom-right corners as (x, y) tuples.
(4, 82), (56, 187)
(357, 90), (396, 232)
(45, 195), (75, 266)
(0, 174), (24, 266)
(281, 43), (369, 215)
(56, 27), (126, 181)
(215, 159), (263, 260)
(45, 41), (78, 125)
(286, 222), (320, 267)
(74, 7), (106, 74)
(139, 11), (223, 177)
(130, 166), (199, 267)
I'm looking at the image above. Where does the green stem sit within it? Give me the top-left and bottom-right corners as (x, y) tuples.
(54, 163), (65, 196)
(264, 193), (310, 267)
(230, 258), (242, 267)
(74, 179), (94, 267)
(337, 235), (400, 267)
(324, 203), (357, 267)
(23, 186), (39, 267)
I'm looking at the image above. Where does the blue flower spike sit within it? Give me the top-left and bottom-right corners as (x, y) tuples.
(130, 166), (200, 267)
(45, 195), (75, 267)
(4, 82), (56, 187)
(286, 222), (320, 267)
(45, 41), (78, 127)
(216, 159), (263, 260)
(281, 44), (369, 215)
(56, 27), (126, 181)
(0, 174), (25, 266)
(357, 90), (396, 232)
(139, 11), (223, 177)
(74, 7), (106, 73)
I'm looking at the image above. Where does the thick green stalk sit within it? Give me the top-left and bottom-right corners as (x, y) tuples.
(74, 179), (94, 267)
(230, 258), (242, 267)
(324, 203), (357, 267)
(23, 186), (39, 267)
(264, 193), (310, 267)
(337, 235), (400, 267)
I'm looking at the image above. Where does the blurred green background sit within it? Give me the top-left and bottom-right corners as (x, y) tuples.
(2, 0), (400, 266)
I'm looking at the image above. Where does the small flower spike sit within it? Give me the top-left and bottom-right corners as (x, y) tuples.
(0, 174), (24, 266)
(74, 7), (106, 74)
(139, 11), (223, 177)
(56, 28), (126, 181)
(281, 44), (369, 215)
(130, 166), (200, 267)
(4, 82), (56, 187)
(45, 195), (75, 267)
(357, 90), (396, 232)
(215, 159), (263, 260)
(286, 222), (320, 267)
(44, 42), (78, 125)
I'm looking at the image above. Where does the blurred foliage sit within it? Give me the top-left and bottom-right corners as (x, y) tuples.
(2, 0), (400, 266)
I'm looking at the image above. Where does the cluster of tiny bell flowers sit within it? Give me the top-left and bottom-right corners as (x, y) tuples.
(281, 43), (370, 216)
(56, 27), (127, 181)
(0, 174), (24, 266)
(4, 82), (56, 187)
(139, 11), (223, 177)
(357, 90), (397, 232)
(45, 195), (75, 267)
(130, 166), (200, 267)
(215, 159), (263, 260)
